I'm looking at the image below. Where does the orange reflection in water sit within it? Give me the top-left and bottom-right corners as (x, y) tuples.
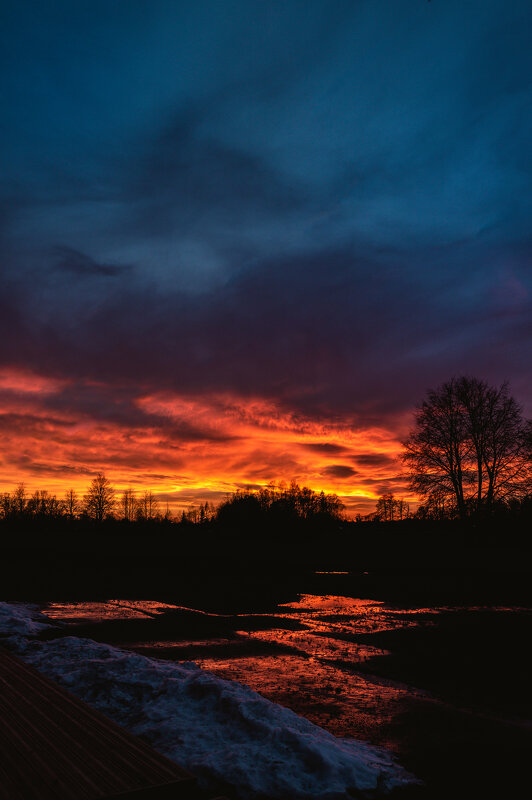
(188, 595), (431, 742)
(235, 628), (386, 662)
(44, 600), (181, 622)
(44, 594), (433, 746)
(196, 654), (406, 744)
(275, 594), (432, 636)
(44, 596), (527, 748)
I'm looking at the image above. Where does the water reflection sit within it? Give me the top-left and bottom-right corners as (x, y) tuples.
(43, 594), (437, 745)
(187, 595), (430, 743)
(45, 599), (182, 622)
(194, 653), (406, 744)
(235, 628), (386, 662)
(273, 594), (436, 636)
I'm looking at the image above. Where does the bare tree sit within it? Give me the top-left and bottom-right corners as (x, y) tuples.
(415, 490), (450, 521)
(456, 377), (531, 510)
(376, 493), (397, 521)
(84, 473), (115, 521)
(375, 493), (409, 521)
(64, 489), (79, 519)
(396, 498), (409, 520)
(0, 492), (12, 519)
(403, 377), (531, 518)
(12, 483), (27, 515)
(28, 490), (62, 517)
(121, 487), (136, 521)
(137, 490), (159, 520)
(403, 380), (470, 518)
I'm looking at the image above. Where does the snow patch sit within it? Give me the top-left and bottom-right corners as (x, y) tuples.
(0, 602), (418, 799)
(0, 601), (54, 636)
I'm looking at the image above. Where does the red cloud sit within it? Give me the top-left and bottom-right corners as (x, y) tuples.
(0, 372), (415, 516)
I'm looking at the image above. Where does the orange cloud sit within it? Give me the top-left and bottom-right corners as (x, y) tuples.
(0, 367), (68, 396)
(0, 372), (415, 516)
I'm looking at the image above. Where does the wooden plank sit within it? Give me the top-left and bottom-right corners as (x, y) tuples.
(0, 647), (200, 800)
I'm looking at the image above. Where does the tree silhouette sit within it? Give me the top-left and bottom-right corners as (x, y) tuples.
(121, 487), (136, 521)
(375, 493), (409, 521)
(28, 490), (62, 517)
(376, 493), (396, 521)
(396, 498), (409, 520)
(0, 492), (11, 519)
(216, 481), (344, 526)
(137, 490), (159, 520)
(12, 483), (27, 515)
(64, 489), (79, 519)
(403, 377), (531, 518)
(84, 473), (115, 521)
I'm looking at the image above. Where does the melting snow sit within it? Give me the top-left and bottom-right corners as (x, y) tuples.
(0, 602), (418, 799)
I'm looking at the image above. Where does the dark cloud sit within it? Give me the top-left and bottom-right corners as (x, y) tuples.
(302, 443), (350, 455)
(2, 239), (531, 427)
(42, 383), (150, 429)
(7, 459), (92, 477)
(125, 108), (302, 240)
(321, 465), (357, 479)
(355, 454), (398, 468)
(357, 477), (410, 495)
(52, 246), (131, 278)
(156, 488), (229, 506)
(0, 413), (73, 433)
(26, 381), (238, 443)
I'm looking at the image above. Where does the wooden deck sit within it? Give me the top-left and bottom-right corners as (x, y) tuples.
(0, 647), (220, 800)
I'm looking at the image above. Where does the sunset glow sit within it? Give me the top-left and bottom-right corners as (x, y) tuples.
(0, 368), (412, 515)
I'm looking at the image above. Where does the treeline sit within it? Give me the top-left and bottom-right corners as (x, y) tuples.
(2, 475), (531, 530)
(216, 481), (344, 526)
(0, 476), (342, 527)
(362, 490), (532, 523)
(0, 474), (174, 524)
(364, 493), (410, 522)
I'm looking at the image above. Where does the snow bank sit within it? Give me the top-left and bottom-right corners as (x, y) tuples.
(0, 602), (418, 799)
(0, 601), (54, 636)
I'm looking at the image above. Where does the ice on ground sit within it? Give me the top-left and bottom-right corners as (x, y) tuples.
(0, 602), (418, 799)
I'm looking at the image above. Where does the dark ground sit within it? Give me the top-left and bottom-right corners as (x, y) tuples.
(2, 517), (532, 799)
(1, 515), (531, 607)
(342, 609), (532, 800)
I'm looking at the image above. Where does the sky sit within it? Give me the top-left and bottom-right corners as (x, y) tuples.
(1, 0), (531, 515)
